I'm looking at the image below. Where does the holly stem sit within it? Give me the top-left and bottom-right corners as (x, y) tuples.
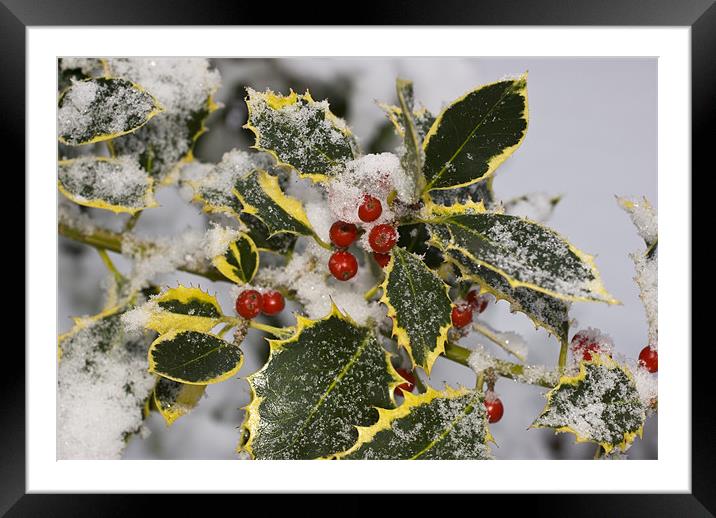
(412, 369), (428, 394)
(472, 322), (526, 362)
(558, 338), (569, 374)
(443, 342), (557, 388)
(59, 221), (227, 283)
(96, 248), (123, 284)
(364, 284), (380, 301)
(124, 211), (143, 232)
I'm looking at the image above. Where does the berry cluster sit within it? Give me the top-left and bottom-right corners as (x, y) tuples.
(235, 289), (285, 320)
(328, 195), (398, 281)
(451, 288), (489, 328)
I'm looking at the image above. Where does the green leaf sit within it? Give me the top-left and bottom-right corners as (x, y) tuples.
(378, 103), (435, 140)
(153, 377), (206, 426)
(58, 77), (163, 146)
(442, 246), (570, 344)
(240, 306), (404, 459)
(532, 354), (646, 453)
(379, 246), (452, 374)
(245, 88), (355, 182)
(241, 213), (298, 255)
(234, 169), (317, 238)
(427, 212), (617, 304)
(395, 79), (425, 198)
(105, 58), (221, 182)
(148, 330), (243, 385)
(143, 286), (224, 334)
(211, 233), (259, 284)
(58, 156), (158, 214)
(422, 75), (528, 191)
(334, 386), (492, 459)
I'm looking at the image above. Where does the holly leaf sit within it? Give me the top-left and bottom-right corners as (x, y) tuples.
(211, 233), (259, 284)
(378, 103), (435, 140)
(395, 79), (425, 198)
(234, 169), (317, 239)
(240, 306), (403, 459)
(105, 58), (221, 182)
(153, 377), (206, 426)
(442, 246), (570, 344)
(422, 75), (528, 191)
(58, 77), (163, 146)
(148, 330), (243, 385)
(58, 156), (158, 214)
(240, 213), (298, 255)
(142, 286), (224, 334)
(334, 386), (493, 459)
(427, 212), (617, 304)
(379, 246), (452, 374)
(532, 354), (646, 453)
(244, 88), (355, 182)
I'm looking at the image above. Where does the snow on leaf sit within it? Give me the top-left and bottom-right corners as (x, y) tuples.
(239, 305), (403, 459)
(422, 75), (528, 191)
(532, 354), (646, 453)
(395, 78), (426, 199)
(58, 305), (156, 459)
(378, 102), (435, 140)
(105, 58), (221, 182)
(129, 285), (224, 335)
(333, 386), (493, 460)
(379, 246), (452, 374)
(58, 77), (163, 145)
(153, 377), (206, 427)
(211, 233), (259, 285)
(58, 156), (158, 214)
(244, 88), (355, 182)
(427, 212), (617, 304)
(148, 330), (243, 385)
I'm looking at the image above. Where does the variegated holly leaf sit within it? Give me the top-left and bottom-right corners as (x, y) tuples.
(379, 246), (452, 374)
(234, 169), (316, 238)
(442, 246), (570, 343)
(105, 58), (221, 182)
(395, 79), (425, 198)
(148, 330), (243, 385)
(58, 156), (158, 214)
(240, 213), (298, 255)
(428, 178), (496, 209)
(422, 75), (528, 191)
(379, 103), (435, 140)
(240, 306), (403, 459)
(58, 77), (163, 146)
(142, 286), (224, 335)
(334, 386), (492, 460)
(427, 212), (617, 304)
(153, 377), (206, 426)
(532, 354), (646, 453)
(244, 88), (355, 182)
(211, 233), (259, 284)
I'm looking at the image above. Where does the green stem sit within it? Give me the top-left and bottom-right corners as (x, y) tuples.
(124, 211), (143, 232)
(412, 369), (428, 394)
(443, 342), (557, 388)
(96, 248), (123, 283)
(364, 284), (380, 301)
(249, 321), (294, 338)
(59, 221), (228, 283)
(558, 338), (569, 374)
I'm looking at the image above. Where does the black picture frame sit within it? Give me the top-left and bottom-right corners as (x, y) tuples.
(6, 0), (708, 513)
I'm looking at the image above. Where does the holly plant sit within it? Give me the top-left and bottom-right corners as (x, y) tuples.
(57, 58), (657, 460)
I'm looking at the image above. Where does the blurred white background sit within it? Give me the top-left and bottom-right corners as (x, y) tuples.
(58, 57), (657, 459)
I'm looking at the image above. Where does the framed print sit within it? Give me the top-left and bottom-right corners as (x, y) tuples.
(5, 0), (710, 513)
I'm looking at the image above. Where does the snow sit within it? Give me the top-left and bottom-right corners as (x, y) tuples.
(57, 313), (156, 459)
(632, 250), (658, 347)
(504, 192), (559, 222)
(59, 156), (151, 209)
(617, 196), (657, 246)
(203, 223), (240, 259)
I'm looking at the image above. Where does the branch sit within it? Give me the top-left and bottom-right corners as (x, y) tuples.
(442, 342), (557, 388)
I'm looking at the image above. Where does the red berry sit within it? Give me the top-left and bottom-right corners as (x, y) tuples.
(261, 290), (285, 316)
(358, 195), (382, 222)
(368, 224), (397, 253)
(451, 303), (473, 328)
(466, 290), (488, 314)
(571, 331), (601, 361)
(373, 252), (391, 268)
(485, 397), (504, 423)
(329, 221), (358, 248)
(236, 289), (262, 319)
(638, 346), (658, 373)
(328, 250), (358, 281)
(394, 368), (416, 396)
